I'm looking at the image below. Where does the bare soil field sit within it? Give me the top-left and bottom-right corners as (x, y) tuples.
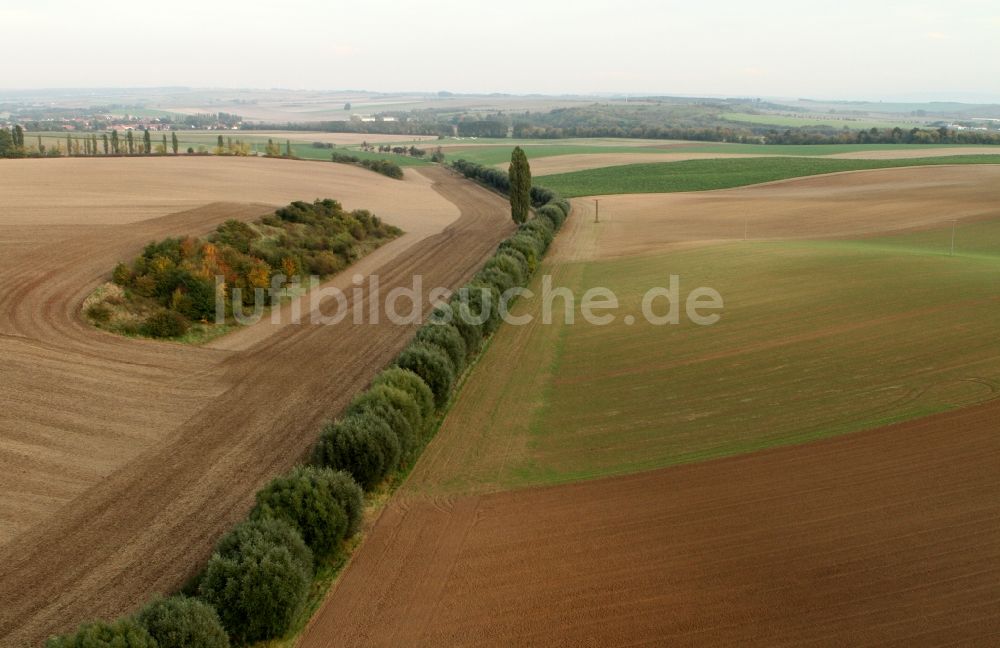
(301, 398), (1000, 647)
(560, 165), (1000, 261)
(0, 162), (512, 646)
(0, 157), (456, 230)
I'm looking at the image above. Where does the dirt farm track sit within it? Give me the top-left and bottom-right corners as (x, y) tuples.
(0, 159), (512, 646)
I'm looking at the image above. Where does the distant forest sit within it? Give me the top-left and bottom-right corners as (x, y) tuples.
(241, 100), (1000, 146)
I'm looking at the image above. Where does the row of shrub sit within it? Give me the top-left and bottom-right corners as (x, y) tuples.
(330, 151), (404, 179)
(51, 187), (571, 647)
(450, 159), (569, 214)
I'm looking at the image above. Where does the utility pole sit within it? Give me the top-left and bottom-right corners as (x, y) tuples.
(594, 199), (600, 223)
(950, 219), (958, 256)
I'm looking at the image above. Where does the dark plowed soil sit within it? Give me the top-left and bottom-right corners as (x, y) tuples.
(300, 398), (1000, 647)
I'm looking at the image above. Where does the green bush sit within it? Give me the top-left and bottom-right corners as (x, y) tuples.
(395, 342), (455, 407)
(86, 302), (112, 324)
(537, 204), (566, 230)
(46, 619), (156, 648)
(452, 282), (502, 336)
(432, 302), (484, 360)
(475, 266), (516, 297)
(136, 596), (229, 648)
(198, 519), (312, 644)
(499, 236), (540, 274)
(521, 220), (554, 250)
(372, 367), (435, 421)
(484, 253), (526, 287)
(313, 415), (401, 490)
(251, 466), (362, 560)
(142, 309), (189, 338)
(346, 387), (420, 460)
(415, 322), (467, 376)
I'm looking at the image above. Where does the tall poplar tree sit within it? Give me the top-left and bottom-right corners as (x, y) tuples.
(508, 146), (531, 224)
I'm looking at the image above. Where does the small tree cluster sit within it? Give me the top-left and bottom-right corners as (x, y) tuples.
(91, 200), (401, 338)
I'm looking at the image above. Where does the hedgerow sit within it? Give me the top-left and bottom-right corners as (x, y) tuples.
(58, 176), (571, 648)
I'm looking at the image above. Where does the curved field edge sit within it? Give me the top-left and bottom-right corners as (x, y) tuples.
(538, 155), (1000, 197)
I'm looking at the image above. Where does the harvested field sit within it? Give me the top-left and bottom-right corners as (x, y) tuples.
(562, 165), (1000, 260)
(0, 157), (456, 231)
(0, 162), (512, 646)
(301, 399), (1000, 647)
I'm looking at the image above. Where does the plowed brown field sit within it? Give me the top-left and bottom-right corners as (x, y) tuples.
(0, 160), (512, 646)
(561, 165), (1000, 261)
(300, 398), (1000, 647)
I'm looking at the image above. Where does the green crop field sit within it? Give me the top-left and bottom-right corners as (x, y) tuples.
(538, 155), (1000, 197)
(411, 219), (1000, 494)
(444, 143), (670, 166)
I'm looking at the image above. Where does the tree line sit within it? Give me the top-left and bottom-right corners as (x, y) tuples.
(52, 165), (572, 648)
(0, 126), (188, 158)
(330, 151), (405, 179)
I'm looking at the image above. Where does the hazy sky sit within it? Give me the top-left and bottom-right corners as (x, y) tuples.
(2, 0), (998, 100)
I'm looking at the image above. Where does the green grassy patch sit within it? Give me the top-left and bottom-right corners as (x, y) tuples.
(539, 155), (1000, 197)
(446, 143), (668, 166)
(423, 219), (1000, 491)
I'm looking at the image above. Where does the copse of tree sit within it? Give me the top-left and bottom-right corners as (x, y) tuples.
(171, 132), (179, 155)
(46, 619), (156, 648)
(94, 200), (401, 339)
(395, 342), (455, 407)
(250, 466), (364, 562)
(136, 596), (230, 648)
(509, 146), (531, 224)
(313, 414), (401, 490)
(198, 518), (312, 644)
(143, 129), (151, 155)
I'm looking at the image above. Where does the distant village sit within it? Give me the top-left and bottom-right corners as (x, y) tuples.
(0, 109), (243, 133)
